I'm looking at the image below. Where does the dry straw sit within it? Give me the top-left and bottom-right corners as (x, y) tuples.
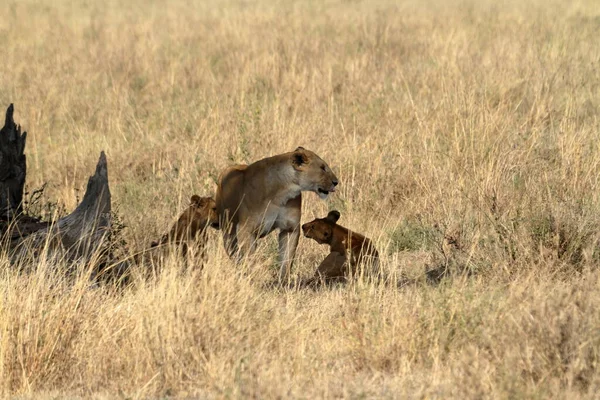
(1, 0), (600, 397)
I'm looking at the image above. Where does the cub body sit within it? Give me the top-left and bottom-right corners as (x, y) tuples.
(302, 210), (379, 284)
(152, 195), (219, 259)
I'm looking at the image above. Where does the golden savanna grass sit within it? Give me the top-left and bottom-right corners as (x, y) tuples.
(2, 0), (600, 397)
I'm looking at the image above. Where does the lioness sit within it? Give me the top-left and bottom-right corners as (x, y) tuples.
(151, 195), (220, 259)
(216, 147), (338, 282)
(301, 210), (379, 285)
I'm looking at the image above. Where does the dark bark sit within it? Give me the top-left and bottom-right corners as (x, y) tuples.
(0, 104), (27, 220)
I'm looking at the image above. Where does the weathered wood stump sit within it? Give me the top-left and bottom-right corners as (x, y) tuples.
(25, 151), (112, 260)
(0, 104), (113, 265)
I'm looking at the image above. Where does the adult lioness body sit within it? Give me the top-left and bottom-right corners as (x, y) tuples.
(216, 147), (338, 282)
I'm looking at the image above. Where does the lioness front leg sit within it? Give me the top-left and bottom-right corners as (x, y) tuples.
(278, 227), (300, 283)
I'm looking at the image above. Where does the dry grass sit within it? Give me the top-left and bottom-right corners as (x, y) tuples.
(1, 0), (600, 397)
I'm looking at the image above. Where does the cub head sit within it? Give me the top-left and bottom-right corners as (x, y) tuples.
(291, 147), (338, 200)
(302, 210), (341, 244)
(188, 195), (220, 231)
(152, 195), (219, 247)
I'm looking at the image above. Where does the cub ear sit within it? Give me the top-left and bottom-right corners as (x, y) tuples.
(292, 148), (308, 168)
(326, 210), (341, 223)
(190, 195), (201, 205)
(294, 146), (305, 152)
(191, 195), (211, 208)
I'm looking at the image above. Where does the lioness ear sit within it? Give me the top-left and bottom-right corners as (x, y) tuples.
(326, 210), (341, 223)
(294, 146), (305, 152)
(292, 149), (308, 168)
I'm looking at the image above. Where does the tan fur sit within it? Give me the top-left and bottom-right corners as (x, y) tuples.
(302, 210), (379, 285)
(151, 195), (219, 259)
(216, 147), (338, 282)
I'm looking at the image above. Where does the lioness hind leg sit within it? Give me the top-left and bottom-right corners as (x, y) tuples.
(278, 228), (300, 283)
(232, 224), (258, 263)
(222, 230), (239, 259)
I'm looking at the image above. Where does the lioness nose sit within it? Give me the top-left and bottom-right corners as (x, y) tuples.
(332, 179), (339, 187)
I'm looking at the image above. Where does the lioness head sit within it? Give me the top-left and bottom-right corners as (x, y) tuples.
(302, 210), (341, 244)
(291, 147), (338, 199)
(189, 195), (220, 231)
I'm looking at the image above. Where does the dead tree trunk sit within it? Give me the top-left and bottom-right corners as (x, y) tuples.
(27, 151), (111, 260)
(0, 104), (27, 220)
(0, 104), (113, 264)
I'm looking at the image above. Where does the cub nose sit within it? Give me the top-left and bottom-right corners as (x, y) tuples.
(332, 179), (339, 187)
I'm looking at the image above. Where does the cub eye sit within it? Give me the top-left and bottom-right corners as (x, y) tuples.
(321, 165), (326, 171)
(324, 232), (329, 237)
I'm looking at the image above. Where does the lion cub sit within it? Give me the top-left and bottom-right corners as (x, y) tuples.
(151, 195), (220, 259)
(301, 210), (379, 285)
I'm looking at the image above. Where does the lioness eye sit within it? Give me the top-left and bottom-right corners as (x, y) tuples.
(321, 165), (326, 171)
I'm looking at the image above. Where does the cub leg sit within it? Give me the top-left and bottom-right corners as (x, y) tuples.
(316, 251), (348, 281)
(302, 252), (347, 288)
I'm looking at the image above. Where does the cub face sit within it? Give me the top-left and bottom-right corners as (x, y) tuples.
(301, 210), (341, 244)
(188, 195), (219, 232)
(291, 147), (339, 199)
